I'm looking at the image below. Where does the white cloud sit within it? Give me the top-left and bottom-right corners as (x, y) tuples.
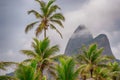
(112, 44), (120, 59)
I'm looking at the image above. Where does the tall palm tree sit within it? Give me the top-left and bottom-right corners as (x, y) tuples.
(76, 44), (111, 78)
(56, 57), (80, 80)
(21, 38), (59, 79)
(108, 62), (120, 80)
(25, 0), (65, 38)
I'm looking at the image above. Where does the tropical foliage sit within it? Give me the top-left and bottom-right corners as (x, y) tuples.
(108, 62), (120, 80)
(0, 62), (16, 70)
(15, 60), (41, 80)
(56, 57), (80, 80)
(76, 44), (113, 79)
(25, 0), (65, 38)
(21, 37), (59, 79)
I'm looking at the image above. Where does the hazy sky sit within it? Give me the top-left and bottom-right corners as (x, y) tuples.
(0, 0), (120, 64)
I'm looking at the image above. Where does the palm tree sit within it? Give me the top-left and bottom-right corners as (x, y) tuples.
(94, 67), (111, 80)
(76, 44), (111, 79)
(20, 38), (59, 79)
(15, 60), (43, 80)
(56, 57), (80, 80)
(108, 62), (120, 80)
(25, 0), (65, 38)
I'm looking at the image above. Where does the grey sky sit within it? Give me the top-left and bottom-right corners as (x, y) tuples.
(0, 0), (120, 74)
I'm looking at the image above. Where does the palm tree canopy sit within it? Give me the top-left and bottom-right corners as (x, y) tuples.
(94, 67), (110, 80)
(76, 44), (112, 78)
(56, 57), (80, 80)
(15, 60), (41, 80)
(25, 0), (65, 38)
(108, 62), (120, 77)
(21, 38), (59, 60)
(20, 37), (60, 79)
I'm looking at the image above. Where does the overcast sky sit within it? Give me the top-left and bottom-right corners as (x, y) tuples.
(0, 0), (120, 69)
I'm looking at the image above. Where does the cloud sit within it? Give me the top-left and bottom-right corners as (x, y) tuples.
(112, 44), (120, 59)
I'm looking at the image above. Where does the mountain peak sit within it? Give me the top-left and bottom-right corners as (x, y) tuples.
(74, 25), (86, 33)
(65, 25), (115, 58)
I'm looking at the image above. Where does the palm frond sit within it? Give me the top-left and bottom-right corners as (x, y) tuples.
(20, 50), (37, 57)
(56, 57), (80, 80)
(46, 0), (56, 12)
(28, 10), (43, 18)
(46, 0), (55, 9)
(15, 64), (35, 80)
(35, 0), (46, 15)
(35, 22), (45, 37)
(50, 24), (63, 38)
(50, 13), (65, 21)
(35, 0), (46, 8)
(25, 21), (39, 33)
(0, 76), (17, 80)
(40, 37), (50, 53)
(50, 19), (64, 27)
(32, 38), (40, 49)
(47, 5), (61, 17)
(43, 45), (59, 58)
(0, 62), (17, 70)
(50, 54), (65, 61)
(22, 59), (33, 63)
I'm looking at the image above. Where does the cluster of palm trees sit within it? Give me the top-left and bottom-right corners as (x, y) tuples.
(1, 42), (120, 80)
(0, 0), (120, 80)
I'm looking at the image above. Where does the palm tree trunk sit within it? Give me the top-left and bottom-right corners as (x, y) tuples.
(82, 75), (86, 80)
(112, 76), (117, 80)
(37, 62), (44, 80)
(90, 69), (93, 78)
(44, 29), (46, 39)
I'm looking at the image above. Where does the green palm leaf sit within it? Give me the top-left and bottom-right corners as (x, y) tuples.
(50, 13), (65, 21)
(28, 10), (43, 18)
(35, 22), (45, 37)
(20, 50), (37, 57)
(47, 5), (61, 17)
(56, 57), (80, 80)
(25, 21), (39, 33)
(50, 24), (63, 38)
(43, 45), (59, 58)
(0, 76), (17, 80)
(50, 20), (64, 27)
(0, 62), (17, 70)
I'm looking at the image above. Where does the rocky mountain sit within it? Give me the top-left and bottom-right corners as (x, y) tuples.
(65, 25), (93, 56)
(65, 25), (115, 58)
(89, 34), (113, 56)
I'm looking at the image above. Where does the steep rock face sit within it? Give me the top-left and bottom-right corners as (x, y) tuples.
(65, 25), (93, 56)
(65, 25), (115, 58)
(89, 34), (114, 56)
